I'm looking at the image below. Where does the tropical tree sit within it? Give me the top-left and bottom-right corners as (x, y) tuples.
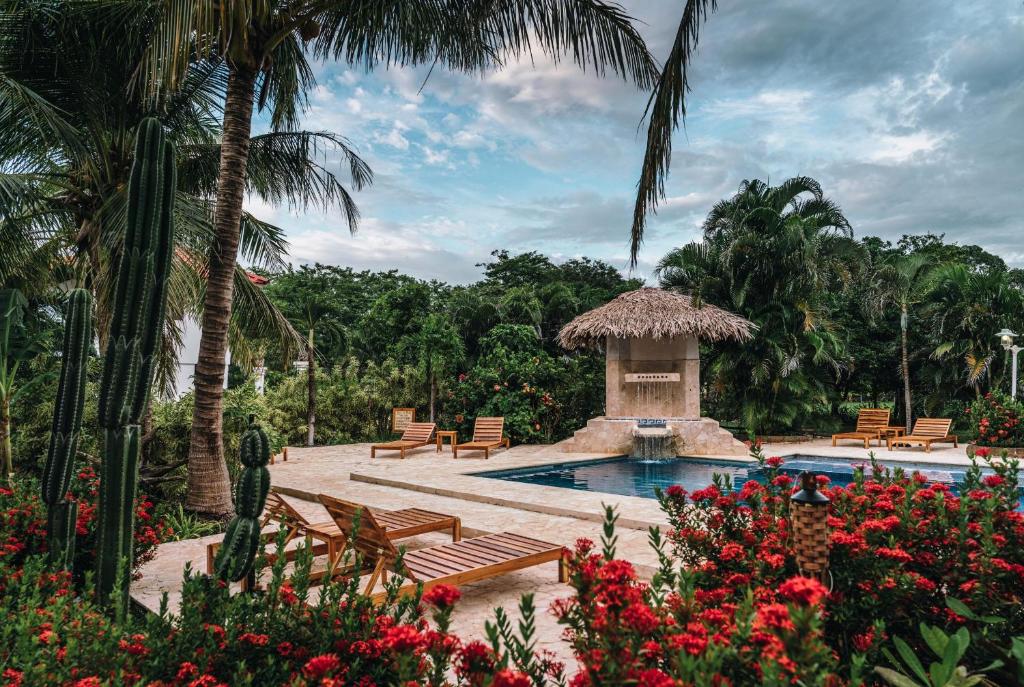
(657, 177), (861, 433)
(403, 312), (464, 422)
(925, 263), (1024, 402)
(264, 271), (345, 445)
(867, 254), (941, 431)
(138, 0), (656, 514)
(0, 289), (49, 482)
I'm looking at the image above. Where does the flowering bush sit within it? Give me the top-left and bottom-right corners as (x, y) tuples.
(0, 538), (550, 687)
(964, 392), (1024, 447)
(553, 532), (852, 686)
(0, 469), (167, 581)
(658, 446), (1024, 681)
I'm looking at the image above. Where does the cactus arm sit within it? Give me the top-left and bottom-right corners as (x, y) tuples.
(95, 117), (175, 605)
(215, 422), (272, 583)
(42, 288), (92, 506)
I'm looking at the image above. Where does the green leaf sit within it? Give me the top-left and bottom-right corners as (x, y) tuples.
(893, 636), (930, 683)
(945, 598), (977, 621)
(920, 623), (949, 659)
(874, 667), (925, 687)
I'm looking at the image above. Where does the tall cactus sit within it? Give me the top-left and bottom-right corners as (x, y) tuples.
(41, 288), (92, 569)
(95, 118), (175, 604)
(215, 420), (271, 584)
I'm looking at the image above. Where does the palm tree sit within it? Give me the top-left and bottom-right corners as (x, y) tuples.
(657, 177), (860, 433)
(925, 264), (1024, 401)
(0, 4), (361, 487)
(407, 312), (464, 422)
(868, 254), (940, 431)
(137, 0), (657, 513)
(630, 0), (718, 263)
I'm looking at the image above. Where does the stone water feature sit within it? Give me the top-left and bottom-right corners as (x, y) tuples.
(555, 288), (754, 457)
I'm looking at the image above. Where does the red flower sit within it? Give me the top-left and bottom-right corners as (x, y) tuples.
(381, 624), (423, 652)
(755, 603), (796, 632)
(635, 668), (676, 687)
(778, 576), (828, 606)
(491, 669), (532, 687)
(423, 584), (461, 610)
(303, 653), (341, 679)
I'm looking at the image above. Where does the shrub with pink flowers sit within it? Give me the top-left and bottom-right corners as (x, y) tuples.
(964, 391), (1024, 447)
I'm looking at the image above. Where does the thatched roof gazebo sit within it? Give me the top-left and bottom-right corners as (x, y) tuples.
(556, 287), (753, 456)
(558, 287), (754, 350)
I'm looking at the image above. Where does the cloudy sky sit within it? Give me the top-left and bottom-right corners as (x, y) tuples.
(250, 1), (1024, 283)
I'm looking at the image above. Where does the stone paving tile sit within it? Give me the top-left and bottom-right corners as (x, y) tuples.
(135, 437), (973, 667)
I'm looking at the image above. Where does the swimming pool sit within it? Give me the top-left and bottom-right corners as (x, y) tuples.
(474, 454), (1023, 508)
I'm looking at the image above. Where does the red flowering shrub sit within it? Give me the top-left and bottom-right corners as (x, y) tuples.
(0, 470), (166, 581)
(659, 446), (1024, 674)
(553, 535), (850, 686)
(965, 392), (1024, 447)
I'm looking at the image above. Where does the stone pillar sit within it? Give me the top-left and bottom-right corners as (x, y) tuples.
(604, 336), (700, 419)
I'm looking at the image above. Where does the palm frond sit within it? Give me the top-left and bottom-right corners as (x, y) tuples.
(630, 0), (717, 265)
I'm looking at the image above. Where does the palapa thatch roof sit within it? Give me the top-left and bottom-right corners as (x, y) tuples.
(557, 287), (755, 350)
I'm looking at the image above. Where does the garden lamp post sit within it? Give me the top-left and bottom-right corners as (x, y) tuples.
(997, 329), (1020, 400)
(790, 471), (831, 585)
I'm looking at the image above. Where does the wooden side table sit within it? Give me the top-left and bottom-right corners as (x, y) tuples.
(881, 426), (905, 449)
(436, 430), (458, 453)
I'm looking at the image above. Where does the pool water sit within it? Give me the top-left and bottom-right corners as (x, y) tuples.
(474, 454), (1023, 509)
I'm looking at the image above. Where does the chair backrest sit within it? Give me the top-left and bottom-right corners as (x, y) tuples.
(910, 418), (952, 437)
(401, 422), (436, 442)
(472, 416), (505, 443)
(317, 494), (399, 562)
(263, 490), (309, 527)
(854, 408), (890, 431)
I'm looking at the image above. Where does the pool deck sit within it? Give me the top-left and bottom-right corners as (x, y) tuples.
(134, 437), (973, 666)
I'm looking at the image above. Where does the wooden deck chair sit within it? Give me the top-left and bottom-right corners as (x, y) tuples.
(318, 494), (566, 603)
(832, 408), (891, 448)
(452, 417), (510, 459)
(206, 490), (461, 586)
(371, 422), (436, 459)
(888, 418), (958, 453)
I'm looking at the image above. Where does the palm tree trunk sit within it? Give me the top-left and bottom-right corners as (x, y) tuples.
(900, 308), (912, 433)
(306, 330), (316, 447)
(185, 65), (257, 516)
(0, 395), (11, 483)
(429, 375), (437, 423)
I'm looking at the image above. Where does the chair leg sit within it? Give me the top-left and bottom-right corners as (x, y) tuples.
(452, 518), (462, 542)
(832, 437), (837, 447)
(558, 556), (569, 583)
(953, 436), (959, 448)
(484, 448), (489, 459)
(452, 447), (457, 460)
(371, 447), (376, 458)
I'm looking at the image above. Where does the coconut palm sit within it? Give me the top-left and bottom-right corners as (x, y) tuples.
(867, 254), (941, 431)
(135, 0), (657, 513)
(0, 3), (359, 426)
(657, 177), (861, 433)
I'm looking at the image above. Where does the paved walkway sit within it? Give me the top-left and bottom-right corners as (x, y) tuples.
(134, 436), (973, 666)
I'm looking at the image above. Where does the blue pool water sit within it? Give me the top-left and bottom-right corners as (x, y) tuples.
(474, 455), (1023, 508)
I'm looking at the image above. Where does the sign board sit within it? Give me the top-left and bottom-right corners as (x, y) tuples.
(391, 407), (416, 434)
(624, 373), (680, 383)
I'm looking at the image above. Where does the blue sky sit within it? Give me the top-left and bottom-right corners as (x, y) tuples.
(249, 1), (1024, 283)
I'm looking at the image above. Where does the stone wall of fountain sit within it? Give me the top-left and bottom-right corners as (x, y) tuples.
(558, 335), (748, 456)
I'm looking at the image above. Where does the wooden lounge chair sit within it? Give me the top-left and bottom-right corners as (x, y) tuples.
(887, 418), (958, 453)
(371, 422), (436, 459)
(205, 490), (461, 586)
(452, 417), (510, 459)
(318, 494), (566, 602)
(832, 408), (891, 448)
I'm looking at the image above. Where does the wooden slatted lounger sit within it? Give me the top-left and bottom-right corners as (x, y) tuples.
(318, 494), (566, 603)
(832, 408), (891, 448)
(887, 418), (958, 453)
(206, 490), (461, 587)
(371, 422), (436, 459)
(452, 416), (510, 459)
